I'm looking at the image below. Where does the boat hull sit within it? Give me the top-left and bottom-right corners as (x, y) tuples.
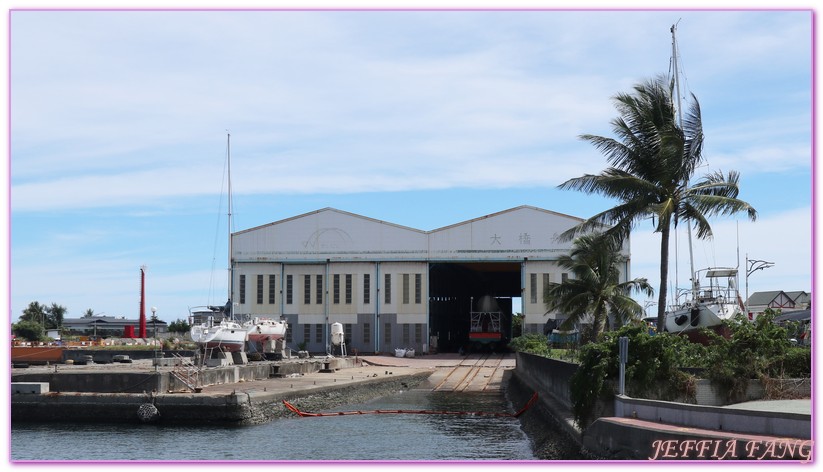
(664, 302), (742, 334)
(243, 318), (287, 344)
(190, 322), (247, 352)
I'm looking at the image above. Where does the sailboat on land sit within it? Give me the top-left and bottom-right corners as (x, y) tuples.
(664, 267), (743, 334)
(189, 133), (249, 353)
(189, 303), (247, 353)
(663, 24), (744, 334)
(243, 316), (287, 345)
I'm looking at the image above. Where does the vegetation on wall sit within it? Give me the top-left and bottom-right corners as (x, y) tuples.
(702, 310), (808, 403)
(509, 309), (811, 428)
(508, 333), (552, 357)
(568, 324), (702, 427)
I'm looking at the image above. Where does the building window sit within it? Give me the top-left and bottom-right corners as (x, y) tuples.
(363, 323), (371, 344)
(415, 323), (422, 343)
(239, 274), (246, 304)
(268, 275), (276, 304)
(333, 274), (340, 304)
(364, 274), (371, 305)
(403, 274), (410, 304)
(316, 275), (323, 305)
(304, 275), (311, 305)
(286, 275), (293, 304)
(402, 324), (410, 344)
(303, 324), (311, 344)
(257, 275), (264, 304)
(344, 323), (352, 343)
(345, 274), (352, 304)
(530, 273), (537, 304)
(415, 273), (422, 304)
(562, 273), (569, 283)
(384, 274), (392, 304)
(286, 324), (292, 343)
(542, 273), (550, 297)
(315, 324), (323, 343)
(384, 322), (392, 345)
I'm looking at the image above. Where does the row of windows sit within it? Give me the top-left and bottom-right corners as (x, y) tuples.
(529, 272), (568, 303)
(238, 273), (423, 305)
(288, 322), (425, 346)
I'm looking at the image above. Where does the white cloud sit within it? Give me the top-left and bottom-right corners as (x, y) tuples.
(630, 206), (812, 313)
(7, 8), (813, 325)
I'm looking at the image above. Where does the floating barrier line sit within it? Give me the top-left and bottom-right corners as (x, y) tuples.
(283, 391), (538, 418)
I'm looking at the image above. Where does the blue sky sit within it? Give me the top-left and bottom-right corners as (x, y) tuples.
(5, 6), (814, 324)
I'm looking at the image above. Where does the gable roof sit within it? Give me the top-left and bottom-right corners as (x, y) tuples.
(236, 207), (426, 236)
(785, 291), (811, 305)
(745, 291), (785, 306)
(232, 205), (597, 262)
(429, 205), (584, 233)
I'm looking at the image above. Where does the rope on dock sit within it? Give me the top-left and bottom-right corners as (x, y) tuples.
(283, 391), (538, 418)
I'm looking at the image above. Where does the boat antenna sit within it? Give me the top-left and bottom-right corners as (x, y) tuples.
(227, 131), (234, 318)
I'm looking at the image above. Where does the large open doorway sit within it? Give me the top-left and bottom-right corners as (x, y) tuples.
(428, 262), (521, 353)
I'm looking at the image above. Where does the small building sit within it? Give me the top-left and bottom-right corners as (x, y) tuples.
(230, 206), (631, 354)
(62, 315), (168, 338)
(745, 290), (811, 319)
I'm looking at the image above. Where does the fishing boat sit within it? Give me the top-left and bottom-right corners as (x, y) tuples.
(662, 24), (744, 334)
(189, 133), (248, 352)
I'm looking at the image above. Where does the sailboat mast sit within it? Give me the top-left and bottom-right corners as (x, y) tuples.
(227, 133), (233, 314)
(671, 23), (698, 302)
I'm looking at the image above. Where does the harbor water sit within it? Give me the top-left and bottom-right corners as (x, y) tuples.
(11, 389), (537, 461)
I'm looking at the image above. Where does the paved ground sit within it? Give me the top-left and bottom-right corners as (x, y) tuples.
(197, 353), (516, 397)
(721, 398), (811, 415)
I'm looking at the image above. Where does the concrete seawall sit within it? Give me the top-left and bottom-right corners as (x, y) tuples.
(511, 352), (587, 451)
(512, 352), (812, 461)
(12, 370), (431, 425)
(12, 358), (432, 425)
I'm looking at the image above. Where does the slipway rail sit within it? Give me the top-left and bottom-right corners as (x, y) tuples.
(283, 391), (538, 418)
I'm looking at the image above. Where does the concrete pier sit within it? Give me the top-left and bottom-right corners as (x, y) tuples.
(11, 354), (505, 425)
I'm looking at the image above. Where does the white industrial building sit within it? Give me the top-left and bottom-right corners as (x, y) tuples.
(230, 205), (631, 354)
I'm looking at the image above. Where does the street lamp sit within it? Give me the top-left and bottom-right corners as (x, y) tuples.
(745, 255), (774, 319)
(151, 306), (158, 371)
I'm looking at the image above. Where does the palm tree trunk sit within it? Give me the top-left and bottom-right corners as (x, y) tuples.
(656, 226), (670, 333)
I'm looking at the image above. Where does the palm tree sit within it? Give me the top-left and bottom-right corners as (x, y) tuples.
(544, 233), (654, 343)
(558, 76), (756, 333)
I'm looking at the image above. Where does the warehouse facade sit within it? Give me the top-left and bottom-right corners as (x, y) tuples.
(230, 206), (631, 354)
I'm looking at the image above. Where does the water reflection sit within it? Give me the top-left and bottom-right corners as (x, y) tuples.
(12, 390), (535, 461)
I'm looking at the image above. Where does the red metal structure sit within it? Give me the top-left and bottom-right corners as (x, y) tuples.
(139, 266), (147, 338)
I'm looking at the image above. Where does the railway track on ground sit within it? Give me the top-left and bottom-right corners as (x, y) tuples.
(433, 353), (507, 392)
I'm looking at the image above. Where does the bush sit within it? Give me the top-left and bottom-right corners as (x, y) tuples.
(508, 333), (552, 357)
(569, 325), (703, 427)
(703, 311), (795, 403)
(12, 320), (45, 342)
(767, 347), (811, 379)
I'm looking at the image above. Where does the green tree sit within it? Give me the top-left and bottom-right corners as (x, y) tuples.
(544, 233), (653, 343)
(167, 318), (191, 334)
(558, 77), (756, 333)
(12, 320), (45, 341)
(20, 301), (67, 330)
(45, 303), (66, 330)
(83, 308), (95, 318)
(20, 301), (47, 324)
